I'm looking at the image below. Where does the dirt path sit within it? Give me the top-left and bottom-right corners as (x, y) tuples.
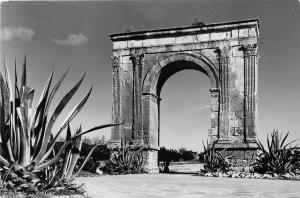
(75, 174), (300, 198)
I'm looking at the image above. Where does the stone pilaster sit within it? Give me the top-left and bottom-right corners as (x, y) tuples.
(242, 44), (258, 143)
(209, 88), (220, 142)
(130, 53), (145, 145)
(215, 47), (230, 142)
(142, 92), (159, 146)
(111, 55), (121, 141)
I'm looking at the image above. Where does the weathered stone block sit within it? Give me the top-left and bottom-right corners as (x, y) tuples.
(195, 33), (209, 41)
(156, 37), (176, 45)
(128, 40), (143, 48)
(175, 35), (195, 44)
(239, 28), (249, 37)
(248, 28), (256, 37)
(113, 41), (127, 49)
(232, 29), (238, 38)
(210, 32), (227, 40)
(142, 38), (157, 47)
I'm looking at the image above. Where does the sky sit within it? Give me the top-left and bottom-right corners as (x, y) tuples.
(0, 0), (299, 152)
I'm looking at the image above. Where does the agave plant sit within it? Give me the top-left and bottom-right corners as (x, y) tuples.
(201, 140), (231, 173)
(104, 139), (144, 174)
(253, 130), (299, 175)
(0, 56), (118, 192)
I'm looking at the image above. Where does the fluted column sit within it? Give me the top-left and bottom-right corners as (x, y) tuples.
(130, 53), (144, 145)
(111, 55), (121, 141)
(242, 44), (258, 143)
(215, 47), (230, 142)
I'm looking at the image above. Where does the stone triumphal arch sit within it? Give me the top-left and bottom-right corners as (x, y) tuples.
(109, 19), (259, 173)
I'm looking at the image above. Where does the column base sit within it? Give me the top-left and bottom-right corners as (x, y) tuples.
(142, 150), (159, 173)
(214, 142), (258, 167)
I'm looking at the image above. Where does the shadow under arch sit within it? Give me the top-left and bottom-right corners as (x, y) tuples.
(141, 52), (221, 150)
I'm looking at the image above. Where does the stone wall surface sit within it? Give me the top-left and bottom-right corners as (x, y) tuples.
(109, 19), (259, 172)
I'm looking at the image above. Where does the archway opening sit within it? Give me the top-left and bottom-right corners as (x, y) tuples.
(155, 60), (215, 173)
(159, 70), (211, 153)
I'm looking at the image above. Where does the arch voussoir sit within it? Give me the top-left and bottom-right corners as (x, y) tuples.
(142, 52), (219, 96)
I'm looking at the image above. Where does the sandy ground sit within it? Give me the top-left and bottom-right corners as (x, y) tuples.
(75, 174), (300, 198)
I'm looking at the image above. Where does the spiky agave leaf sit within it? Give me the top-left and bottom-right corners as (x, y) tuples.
(3, 62), (13, 102)
(0, 73), (10, 123)
(2, 64), (19, 163)
(0, 74), (15, 163)
(71, 141), (101, 180)
(71, 123), (121, 140)
(33, 72), (85, 164)
(16, 107), (31, 167)
(38, 86), (92, 164)
(21, 55), (27, 89)
(44, 67), (71, 114)
(35, 140), (73, 170)
(30, 72), (53, 135)
(60, 124), (72, 181)
(1, 74), (16, 164)
(65, 127), (82, 181)
(0, 154), (9, 166)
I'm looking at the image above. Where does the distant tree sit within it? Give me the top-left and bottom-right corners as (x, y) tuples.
(179, 147), (197, 161)
(158, 147), (181, 173)
(83, 137), (92, 145)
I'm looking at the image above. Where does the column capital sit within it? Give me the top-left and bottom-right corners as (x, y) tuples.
(111, 55), (120, 68)
(210, 88), (220, 97)
(214, 47), (231, 58)
(130, 53), (144, 64)
(240, 44), (257, 56)
(143, 92), (159, 102)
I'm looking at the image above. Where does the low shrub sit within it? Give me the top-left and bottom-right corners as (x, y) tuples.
(103, 140), (145, 174)
(200, 140), (231, 173)
(178, 148), (198, 161)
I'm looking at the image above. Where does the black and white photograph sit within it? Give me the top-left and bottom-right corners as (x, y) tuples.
(0, 0), (299, 197)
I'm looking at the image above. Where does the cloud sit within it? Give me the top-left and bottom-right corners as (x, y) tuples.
(198, 105), (210, 110)
(1, 26), (35, 42)
(52, 33), (88, 46)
